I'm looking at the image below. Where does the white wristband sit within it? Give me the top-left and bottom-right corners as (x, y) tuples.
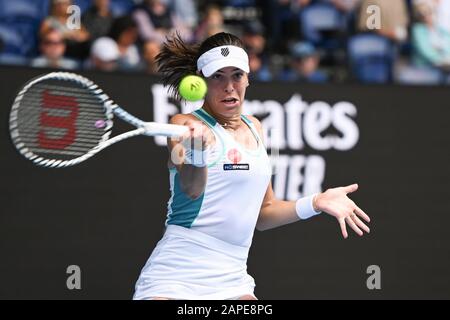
(295, 194), (322, 220)
(184, 148), (209, 167)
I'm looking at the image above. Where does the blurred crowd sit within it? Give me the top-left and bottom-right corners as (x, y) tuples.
(0, 0), (449, 85)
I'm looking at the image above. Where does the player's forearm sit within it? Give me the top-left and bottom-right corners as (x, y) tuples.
(256, 194), (322, 231)
(179, 165), (208, 199)
(256, 199), (299, 231)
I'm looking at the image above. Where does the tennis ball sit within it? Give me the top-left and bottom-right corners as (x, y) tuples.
(179, 75), (207, 101)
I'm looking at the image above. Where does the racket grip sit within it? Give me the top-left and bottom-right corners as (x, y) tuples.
(143, 122), (189, 137)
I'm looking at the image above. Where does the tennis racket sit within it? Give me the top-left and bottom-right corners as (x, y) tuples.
(9, 72), (188, 168)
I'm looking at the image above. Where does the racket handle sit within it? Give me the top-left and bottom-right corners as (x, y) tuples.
(142, 122), (189, 137)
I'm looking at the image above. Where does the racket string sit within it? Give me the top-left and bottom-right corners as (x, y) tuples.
(13, 79), (111, 162)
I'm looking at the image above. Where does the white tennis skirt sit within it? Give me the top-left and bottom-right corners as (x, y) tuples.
(133, 224), (256, 300)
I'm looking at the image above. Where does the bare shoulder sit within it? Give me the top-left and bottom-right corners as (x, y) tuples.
(245, 115), (263, 133)
(169, 113), (198, 125)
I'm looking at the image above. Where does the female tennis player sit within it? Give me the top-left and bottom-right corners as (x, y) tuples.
(133, 32), (371, 300)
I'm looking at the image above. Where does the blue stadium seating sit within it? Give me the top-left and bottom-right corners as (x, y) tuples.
(396, 65), (444, 85)
(72, 0), (135, 16)
(0, 21), (38, 56)
(222, 0), (256, 7)
(0, 53), (29, 65)
(110, 0), (136, 17)
(72, 0), (92, 14)
(0, 23), (25, 55)
(0, 0), (49, 22)
(348, 33), (395, 83)
(300, 3), (345, 48)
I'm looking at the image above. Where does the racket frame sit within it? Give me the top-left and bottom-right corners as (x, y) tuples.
(9, 72), (186, 168)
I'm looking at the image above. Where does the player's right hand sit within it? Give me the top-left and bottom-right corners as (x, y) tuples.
(179, 118), (215, 151)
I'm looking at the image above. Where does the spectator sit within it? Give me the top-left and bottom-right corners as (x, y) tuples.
(242, 20), (266, 55)
(40, 0), (91, 59)
(32, 28), (78, 70)
(109, 16), (141, 70)
(88, 37), (120, 71)
(328, 0), (361, 12)
(328, 0), (361, 33)
(82, 0), (114, 41)
(242, 21), (272, 82)
(142, 40), (161, 74)
(357, 0), (409, 43)
(248, 52), (273, 82)
(133, 0), (192, 44)
(263, 0), (309, 54)
(411, 0), (450, 69)
(279, 41), (328, 82)
(162, 0), (198, 30)
(291, 0), (313, 10)
(195, 5), (229, 42)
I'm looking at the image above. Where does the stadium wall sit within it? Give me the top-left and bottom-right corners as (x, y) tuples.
(1, 66), (449, 299)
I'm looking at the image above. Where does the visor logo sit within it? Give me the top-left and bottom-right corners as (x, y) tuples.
(221, 47), (230, 57)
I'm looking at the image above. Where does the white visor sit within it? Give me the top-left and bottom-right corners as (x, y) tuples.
(197, 45), (250, 77)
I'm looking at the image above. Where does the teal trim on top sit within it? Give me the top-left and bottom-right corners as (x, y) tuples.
(240, 114), (252, 126)
(195, 108), (217, 127)
(167, 172), (204, 228)
(241, 114), (258, 142)
(191, 109), (226, 168)
(240, 114), (264, 156)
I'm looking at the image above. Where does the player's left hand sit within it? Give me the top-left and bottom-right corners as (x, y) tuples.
(314, 184), (371, 239)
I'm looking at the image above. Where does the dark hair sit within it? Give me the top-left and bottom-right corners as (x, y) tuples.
(109, 16), (137, 42)
(39, 27), (63, 41)
(156, 32), (245, 101)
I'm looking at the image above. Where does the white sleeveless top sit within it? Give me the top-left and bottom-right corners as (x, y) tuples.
(165, 108), (272, 248)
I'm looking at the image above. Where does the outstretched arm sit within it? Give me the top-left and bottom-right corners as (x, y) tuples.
(256, 182), (299, 231)
(247, 115), (371, 238)
(256, 182), (371, 239)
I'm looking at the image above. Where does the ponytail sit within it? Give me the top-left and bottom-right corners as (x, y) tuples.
(156, 33), (200, 101)
(156, 32), (245, 101)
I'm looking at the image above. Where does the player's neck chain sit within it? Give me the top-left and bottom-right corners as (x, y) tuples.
(219, 120), (241, 131)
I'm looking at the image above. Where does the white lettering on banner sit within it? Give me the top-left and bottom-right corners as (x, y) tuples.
(266, 128), (280, 175)
(304, 100), (360, 151)
(181, 100), (204, 114)
(152, 85), (179, 146)
(151, 87), (360, 200)
(303, 155), (325, 199)
(271, 155), (289, 199)
(304, 101), (333, 150)
(245, 99), (286, 150)
(286, 155), (325, 201)
(270, 155), (324, 200)
(286, 155), (306, 200)
(285, 94), (307, 150)
(333, 101), (359, 151)
(243, 95), (359, 151)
